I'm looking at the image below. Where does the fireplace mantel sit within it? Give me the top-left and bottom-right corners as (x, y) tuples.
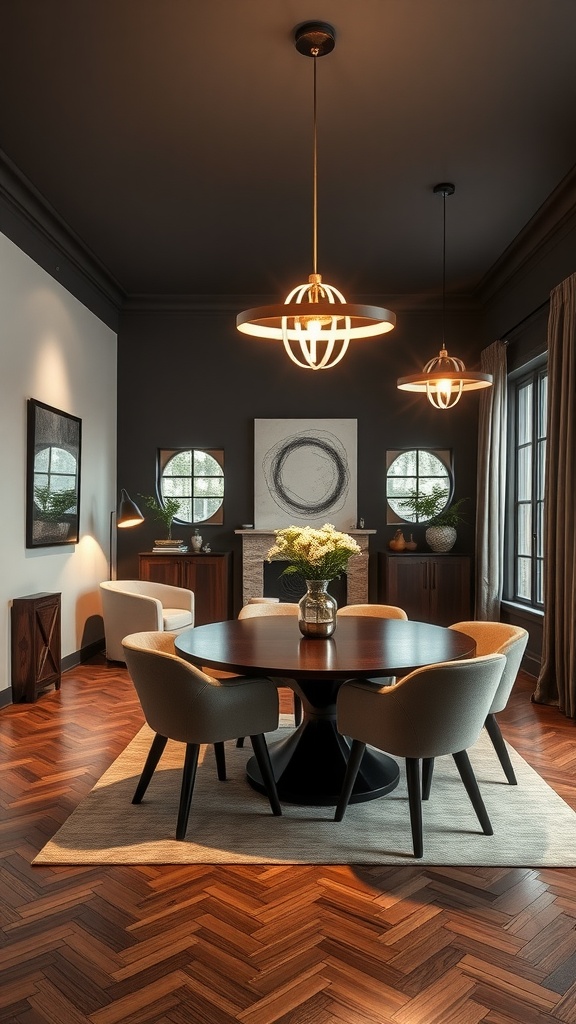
(235, 529), (376, 606)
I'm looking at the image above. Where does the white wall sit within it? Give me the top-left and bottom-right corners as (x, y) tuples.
(0, 231), (117, 697)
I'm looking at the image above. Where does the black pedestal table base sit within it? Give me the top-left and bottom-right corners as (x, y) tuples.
(246, 678), (400, 806)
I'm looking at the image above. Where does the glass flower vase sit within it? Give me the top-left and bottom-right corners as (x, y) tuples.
(298, 580), (337, 638)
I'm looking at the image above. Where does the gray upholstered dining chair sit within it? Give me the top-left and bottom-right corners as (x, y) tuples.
(337, 602), (409, 685)
(122, 631), (281, 840)
(237, 601), (302, 730)
(448, 621), (529, 784)
(334, 653), (506, 858)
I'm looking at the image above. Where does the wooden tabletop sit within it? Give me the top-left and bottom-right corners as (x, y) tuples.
(175, 616), (476, 680)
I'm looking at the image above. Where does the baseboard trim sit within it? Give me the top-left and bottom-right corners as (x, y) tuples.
(62, 639), (105, 673)
(0, 688), (14, 709)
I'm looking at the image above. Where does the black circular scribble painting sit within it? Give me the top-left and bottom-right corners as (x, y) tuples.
(262, 429), (350, 517)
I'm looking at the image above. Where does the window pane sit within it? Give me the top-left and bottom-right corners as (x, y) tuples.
(536, 501), (544, 557)
(517, 382), (533, 445)
(388, 451), (417, 476)
(517, 557), (531, 600)
(538, 375), (547, 438)
(537, 439), (546, 498)
(516, 445), (532, 501)
(536, 558), (544, 605)
(194, 451), (223, 476)
(194, 477), (224, 498)
(517, 503), (532, 556)
(193, 497), (222, 520)
(164, 451), (191, 475)
(417, 451), (448, 477)
(162, 477), (192, 498)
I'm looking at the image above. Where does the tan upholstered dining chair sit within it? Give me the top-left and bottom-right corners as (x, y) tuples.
(335, 653), (506, 858)
(448, 621), (529, 784)
(237, 601), (302, 730)
(337, 603), (408, 684)
(337, 603), (408, 620)
(122, 631), (281, 840)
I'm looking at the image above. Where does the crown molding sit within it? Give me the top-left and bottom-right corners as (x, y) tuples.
(0, 149), (124, 328)
(477, 163), (576, 306)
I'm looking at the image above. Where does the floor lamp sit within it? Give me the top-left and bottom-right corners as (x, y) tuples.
(109, 489), (144, 579)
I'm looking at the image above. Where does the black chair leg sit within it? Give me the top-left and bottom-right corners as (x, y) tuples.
(484, 713), (517, 785)
(236, 737), (245, 748)
(334, 740), (366, 821)
(293, 693), (303, 726)
(176, 743), (200, 840)
(422, 757), (434, 800)
(249, 734), (282, 815)
(214, 741), (227, 780)
(406, 757), (424, 858)
(132, 733), (168, 804)
(453, 749), (493, 835)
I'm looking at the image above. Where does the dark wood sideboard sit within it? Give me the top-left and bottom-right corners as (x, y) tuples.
(11, 592), (61, 702)
(378, 552), (471, 626)
(139, 552), (232, 626)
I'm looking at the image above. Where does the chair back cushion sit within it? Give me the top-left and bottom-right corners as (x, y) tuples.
(449, 621), (528, 713)
(338, 654), (506, 760)
(238, 603), (299, 618)
(122, 631), (278, 744)
(337, 604), (408, 620)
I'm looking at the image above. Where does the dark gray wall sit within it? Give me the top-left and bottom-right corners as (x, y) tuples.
(117, 306), (482, 613)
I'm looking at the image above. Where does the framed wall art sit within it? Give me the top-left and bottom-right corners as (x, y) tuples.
(254, 418), (357, 530)
(26, 398), (82, 548)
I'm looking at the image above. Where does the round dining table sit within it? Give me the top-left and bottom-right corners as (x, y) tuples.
(175, 616), (476, 806)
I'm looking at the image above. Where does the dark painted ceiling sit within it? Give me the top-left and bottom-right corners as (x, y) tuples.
(1, 0), (576, 304)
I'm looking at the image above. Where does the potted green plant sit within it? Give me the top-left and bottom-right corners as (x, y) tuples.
(34, 484), (77, 520)
(397, 485), (468, 552)
(140, 494), (183, 543)
(33, 484), (77, 541)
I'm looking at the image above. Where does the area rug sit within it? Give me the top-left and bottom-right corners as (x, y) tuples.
(34, 718), (576, 866)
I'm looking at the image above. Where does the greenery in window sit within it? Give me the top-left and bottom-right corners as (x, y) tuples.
(396, 486), (468, 526)
(34, 483), (77, 521)
(386, 449), (452, 524)
(159, 448), (224, 525)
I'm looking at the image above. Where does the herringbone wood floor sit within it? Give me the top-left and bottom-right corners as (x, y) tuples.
(1, 656), (576, 1024)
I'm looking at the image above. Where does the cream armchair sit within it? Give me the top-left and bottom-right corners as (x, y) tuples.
(100, 580), (194, 662)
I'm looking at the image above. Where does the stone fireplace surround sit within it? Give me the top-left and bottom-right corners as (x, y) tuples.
(235, 529), (375, 607)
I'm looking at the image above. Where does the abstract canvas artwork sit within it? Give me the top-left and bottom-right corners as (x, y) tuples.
(254, 419), (357, 530)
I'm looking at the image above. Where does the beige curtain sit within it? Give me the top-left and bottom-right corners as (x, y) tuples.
(475, 340), (508, 620)
(533, 273), (576, 717)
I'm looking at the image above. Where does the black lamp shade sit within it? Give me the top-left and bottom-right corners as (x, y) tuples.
(117, 489), (144, 528)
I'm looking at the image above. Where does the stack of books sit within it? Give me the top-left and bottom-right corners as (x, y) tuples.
(152, 541), (188, 553)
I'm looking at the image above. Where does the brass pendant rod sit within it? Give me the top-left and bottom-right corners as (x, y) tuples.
(441, 189), (446, 347)
(312, 48), (319, 277)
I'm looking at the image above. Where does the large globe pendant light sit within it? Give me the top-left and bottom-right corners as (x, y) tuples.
(236, 23), (396, 370)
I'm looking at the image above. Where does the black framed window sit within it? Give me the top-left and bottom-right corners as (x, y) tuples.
(386, 448), (453, 524)
(159, 448), (224, 525)
(506, 361), (547, 608)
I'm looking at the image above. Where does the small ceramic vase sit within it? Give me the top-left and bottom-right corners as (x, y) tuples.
(191, 529), (203, 552)
(389, 529), (406, 552)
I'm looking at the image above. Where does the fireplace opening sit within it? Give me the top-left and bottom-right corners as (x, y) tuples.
(263, 561), (347, 607)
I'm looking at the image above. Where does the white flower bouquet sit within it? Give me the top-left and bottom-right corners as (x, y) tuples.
(267, 523), (361, 581)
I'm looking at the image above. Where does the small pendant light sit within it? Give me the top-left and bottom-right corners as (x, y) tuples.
(397, 183), (493, 409)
